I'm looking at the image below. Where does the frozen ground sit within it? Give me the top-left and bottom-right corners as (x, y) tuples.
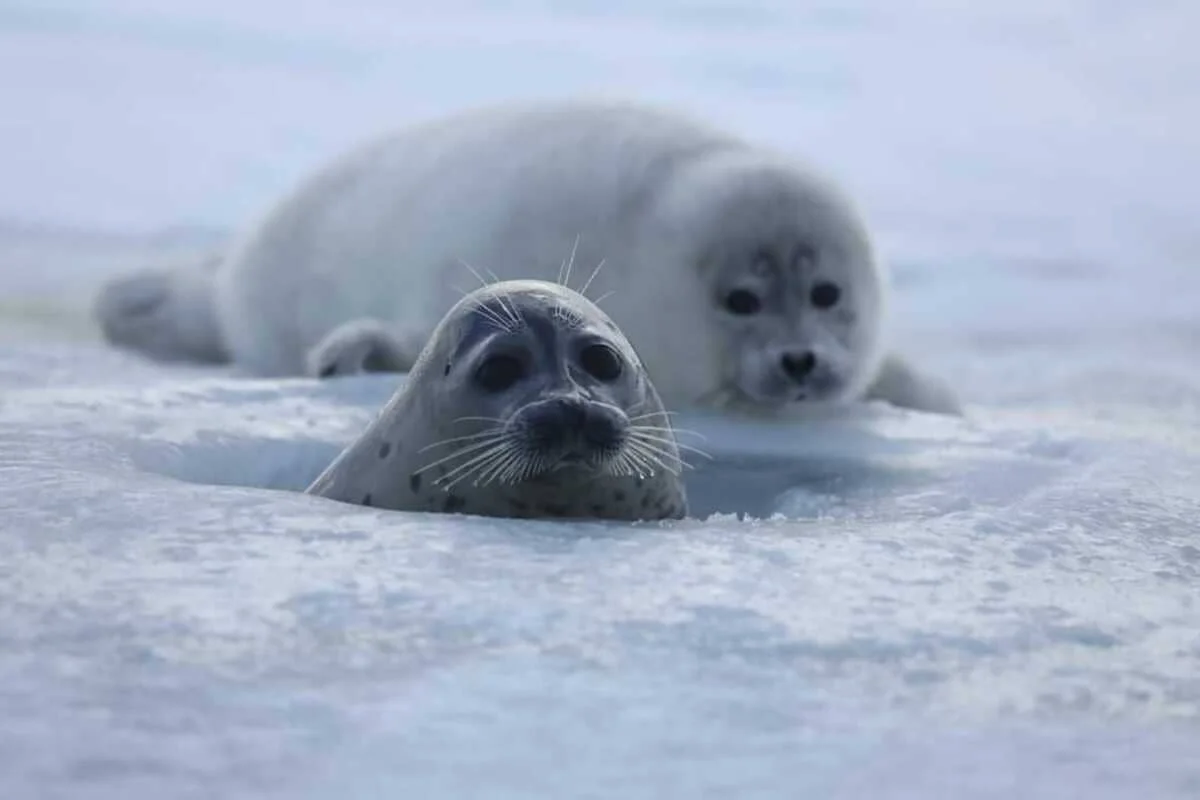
(2, 1), (1199, 798)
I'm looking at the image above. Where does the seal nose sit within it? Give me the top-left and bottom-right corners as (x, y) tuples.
(780, 350), (817, 383)
(526, 396), (623, 453)
(581, 406), (623, 450)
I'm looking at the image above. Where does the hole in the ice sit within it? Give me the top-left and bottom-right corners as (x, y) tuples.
(114, 375), (975, 521)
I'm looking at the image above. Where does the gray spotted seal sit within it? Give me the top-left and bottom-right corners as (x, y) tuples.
(306, 278), (690, 521)
(94, 98), (960, 417)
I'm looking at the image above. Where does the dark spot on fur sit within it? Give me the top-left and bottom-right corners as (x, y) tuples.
(409, 472), (421, 492)
(510, 500), (529, 513)
(443, 494), (466, 513)
(635, 476), (645, 488)
(378, 441), (391, 459)
(362, 493), (373, 506)
(443, 361), (452, 376)
(318, 363), (337, 378)
(542, 502), (570, 517)
(590, 503), (606, 515)
(614, 491), (626, 502)
(641, 494), (653, 509)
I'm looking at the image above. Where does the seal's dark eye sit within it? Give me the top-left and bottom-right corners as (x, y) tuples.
(723, 289), (761, 316)
(579, 343), (623, 382)
(810, 281), (841, 309)
(473, 354), (524, 392)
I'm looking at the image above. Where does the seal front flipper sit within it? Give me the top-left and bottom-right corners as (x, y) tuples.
(305, 319), (420, 378)
(93, 253), (229, 365)
(864, 352), (962, 416)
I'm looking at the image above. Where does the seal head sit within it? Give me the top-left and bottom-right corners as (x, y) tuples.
(652, 149), (886, 413)
(306, 279), (689, 521)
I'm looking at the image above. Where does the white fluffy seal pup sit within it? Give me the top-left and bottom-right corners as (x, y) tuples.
(94, 98), (960, 416)
(306, 278), (690, 521)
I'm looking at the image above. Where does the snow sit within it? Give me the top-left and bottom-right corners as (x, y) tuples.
(2, 1), (1199, 797)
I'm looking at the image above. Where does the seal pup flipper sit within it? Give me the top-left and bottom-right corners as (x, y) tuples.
(94, 254), (229, 364)
(864, 352), (962, 416)
(305, 319), (421, 379)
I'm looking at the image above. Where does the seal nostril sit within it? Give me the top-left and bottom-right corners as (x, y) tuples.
(527, 398), (587, 449)
(781, 351), (817, 382)
(582, 410), (622, 450)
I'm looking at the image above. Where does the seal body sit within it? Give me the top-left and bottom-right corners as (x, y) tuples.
(95, 99), (960, 416)
(306, 279), (689, 521)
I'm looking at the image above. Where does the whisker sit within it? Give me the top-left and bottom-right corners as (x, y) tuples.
(578, 257), (606, 299)
(496, 290), (523, 331)
(468, 298), (516, 332)
(415, 434), (509, 475)
(560, 234), (581, 289)
(605, 449), (635, 478)
(456, 257), (493, 289)
(472, 443), (524, 487)
(434, 439), (515, 487)
(629, 430), (711, 461)
(520, 452), (548, 483)
(629, 424), (708, 442)
(621, 443), (662, 477)
(624, 439), (683, 475)
(417, 429), (506, 454)
(452, 415), (508, 425)
(497, 446), (537, 486)
(627, 409), (681, 421)
(459, 257), (522, 329)
(591, 290), (614, 306)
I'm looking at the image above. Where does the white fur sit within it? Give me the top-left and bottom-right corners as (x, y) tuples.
(98, 99), (959, 415)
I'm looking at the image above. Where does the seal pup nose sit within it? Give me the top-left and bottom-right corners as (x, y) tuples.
(780, 350), (817, 383)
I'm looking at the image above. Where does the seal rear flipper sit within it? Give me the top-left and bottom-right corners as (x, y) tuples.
(863, 352), (963, 416)
(93, 254), (230, 365)
(305, 319), (421, 379)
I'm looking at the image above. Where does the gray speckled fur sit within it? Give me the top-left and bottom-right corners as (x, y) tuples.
(306, 280), (688, 521)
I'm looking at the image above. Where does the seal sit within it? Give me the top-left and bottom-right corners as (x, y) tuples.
(94, 98), (960, 416)
(305, 278), (690, 521)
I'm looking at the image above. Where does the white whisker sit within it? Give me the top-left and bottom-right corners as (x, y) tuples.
(453, 415), (508, 425)
(578, 257), (606, 299)
(624, 439), (682, 475)
(559, 234), (581, 289)
(621, 444), (658, 477)
(629, 430), (711, 462)
(469, 299), (516, 332)
(435, 438), (515, 488)
(456, 257), (493, 289)
(417, 429), (506, 454)
(473, 443), (525, 487)
(415, 434), (509, 475)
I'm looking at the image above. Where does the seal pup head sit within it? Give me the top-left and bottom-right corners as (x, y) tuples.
(354, 278), (690, 521)
(654, 149), (886, 413)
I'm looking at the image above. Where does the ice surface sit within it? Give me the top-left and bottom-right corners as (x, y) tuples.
(2, 1), (1200, 798)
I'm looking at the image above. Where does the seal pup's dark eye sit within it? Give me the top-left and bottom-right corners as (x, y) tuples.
(579, 343), (623, 382)
(473, 354), (525, 392)
(810, 281), (841, 309)
(723, 289), (761, 316)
